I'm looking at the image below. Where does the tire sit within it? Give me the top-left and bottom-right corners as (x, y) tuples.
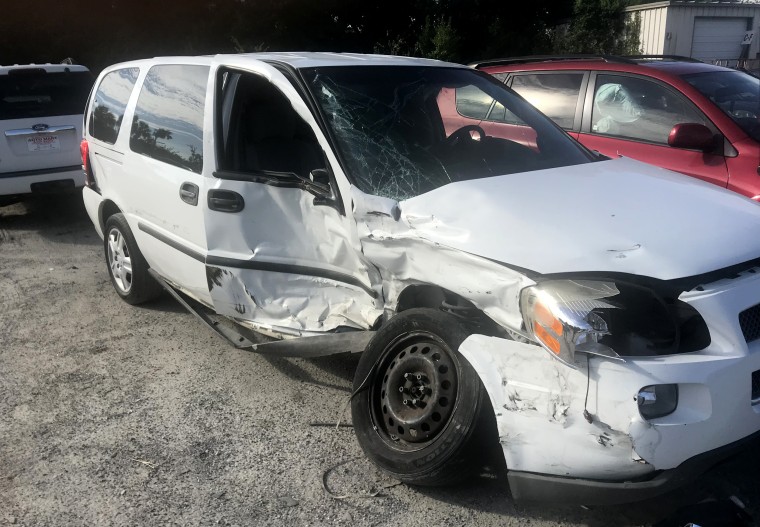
(351, 308), (493, 486)
(104, 213), (162, 305)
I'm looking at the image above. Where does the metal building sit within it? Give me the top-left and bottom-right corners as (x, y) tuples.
(626, 0), (760, 64)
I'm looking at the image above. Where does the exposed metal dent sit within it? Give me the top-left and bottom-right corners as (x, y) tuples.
(206, 265), (228, 291)
(206, 261), (381, 334)
(607, 244), (641, 254)
(351, 186), (534, 334)
(154, 268), (376, 357)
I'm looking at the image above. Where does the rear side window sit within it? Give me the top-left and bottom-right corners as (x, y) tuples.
(130, 65), (209, 174)
(90, 68), (140, 144)
(510, 73), (584, 129)
(0, 69), (93, 120)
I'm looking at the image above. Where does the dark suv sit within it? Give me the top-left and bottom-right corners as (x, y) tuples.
(473, 55), (760, 200)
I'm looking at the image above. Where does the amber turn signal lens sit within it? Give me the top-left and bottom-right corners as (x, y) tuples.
(533, 321), (561, 355)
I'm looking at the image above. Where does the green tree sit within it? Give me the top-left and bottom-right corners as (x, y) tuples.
(0, 0), (576, 71)
(554, 0), (641, 55)
(414, 16), (461, 62)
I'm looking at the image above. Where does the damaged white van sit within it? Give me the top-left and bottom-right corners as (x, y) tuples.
(81, 53), (760, 504)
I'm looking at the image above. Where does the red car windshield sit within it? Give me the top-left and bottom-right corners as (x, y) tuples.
(682, 70), (760, 142)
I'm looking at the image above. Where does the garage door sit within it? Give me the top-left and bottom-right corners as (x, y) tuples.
(691, 17), (748, 61)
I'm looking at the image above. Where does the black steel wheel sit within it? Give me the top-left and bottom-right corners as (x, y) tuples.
(351, 308), (493, 486)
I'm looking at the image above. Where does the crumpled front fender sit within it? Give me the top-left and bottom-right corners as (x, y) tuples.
(459, 334), (655, 481)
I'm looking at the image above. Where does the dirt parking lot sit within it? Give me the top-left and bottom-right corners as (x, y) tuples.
(1, 195), (759, 526)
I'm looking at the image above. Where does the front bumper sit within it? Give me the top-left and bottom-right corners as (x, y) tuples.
(507, 428), (760, 504)
(459, 267), (760, 503)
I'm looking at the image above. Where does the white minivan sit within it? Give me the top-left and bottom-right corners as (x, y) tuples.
(81, 53), (760, 504)
(1, 63), (92, 201)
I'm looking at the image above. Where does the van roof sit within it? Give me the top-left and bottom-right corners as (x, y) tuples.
(105, 52), (465, 71)
(236, 52), (463, 69)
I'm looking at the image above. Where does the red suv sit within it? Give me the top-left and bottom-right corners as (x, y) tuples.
(473, 55), (760, 200)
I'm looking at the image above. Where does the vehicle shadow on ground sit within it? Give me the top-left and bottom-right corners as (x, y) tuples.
(138, 292), (194, 315)
(260, 353), (359, 394)
(0, 193), (98, 246)
(411, 449), (759, 526)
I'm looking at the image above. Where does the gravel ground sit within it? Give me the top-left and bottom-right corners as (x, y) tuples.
(1, 194), (759, 527)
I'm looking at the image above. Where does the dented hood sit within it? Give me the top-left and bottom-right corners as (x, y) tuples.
(399, 157), (760, 280)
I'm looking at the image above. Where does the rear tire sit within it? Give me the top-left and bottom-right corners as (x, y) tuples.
(351, 308), (493, 486)
(104, 213), (162, 305)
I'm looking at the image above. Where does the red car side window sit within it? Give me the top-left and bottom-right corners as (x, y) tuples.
(510, 73), (584, 129)
(591, 74), (707, 145)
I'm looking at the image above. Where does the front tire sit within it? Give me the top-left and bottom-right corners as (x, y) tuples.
(104, 213), (162, 305)
(351, 308), (492, 486)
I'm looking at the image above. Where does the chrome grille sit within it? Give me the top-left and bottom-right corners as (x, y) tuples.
(739, 304), (760, 343)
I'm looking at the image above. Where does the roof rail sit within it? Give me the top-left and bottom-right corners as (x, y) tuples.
(625, 54), (702, 63)
(468, 54), (636, 68)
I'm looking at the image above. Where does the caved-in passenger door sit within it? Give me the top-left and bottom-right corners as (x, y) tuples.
(203, 59), (382, 337)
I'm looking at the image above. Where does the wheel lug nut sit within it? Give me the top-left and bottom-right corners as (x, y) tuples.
(398, 386), (406, 393)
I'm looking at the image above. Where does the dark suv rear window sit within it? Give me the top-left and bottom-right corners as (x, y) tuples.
(0, 69), (93, 120)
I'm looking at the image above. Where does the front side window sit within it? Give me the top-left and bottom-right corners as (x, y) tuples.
(510, 73), (584, 129)
(216, 70), (325, 179)
(682, 70), (760, 142)
(303, 66), (593, 201)
(0, 69), (93, 120)
(591, 74), (707, 144)
(90, 67), (139, 144)
(130, 64), (209, 173)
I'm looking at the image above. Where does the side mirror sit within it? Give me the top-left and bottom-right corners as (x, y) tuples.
(668, 123), (716, 152)
(307, 168), (332, 198)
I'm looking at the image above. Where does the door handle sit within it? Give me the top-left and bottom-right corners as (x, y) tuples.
(207, 189), (245, 213)
(179, 182), (199, 206)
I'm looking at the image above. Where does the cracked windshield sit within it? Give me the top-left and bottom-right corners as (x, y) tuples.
(304, 66), (593, 200)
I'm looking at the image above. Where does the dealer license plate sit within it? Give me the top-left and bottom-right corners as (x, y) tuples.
(27, 135), (60, 152)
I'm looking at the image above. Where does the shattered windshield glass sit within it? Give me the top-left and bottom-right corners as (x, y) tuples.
(682, 70), (760, 142)
(302, 66), (593, 201)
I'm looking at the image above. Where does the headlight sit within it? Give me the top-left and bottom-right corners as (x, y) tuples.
(520, 279), (710, 366)
(520, 280), (621, 365)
